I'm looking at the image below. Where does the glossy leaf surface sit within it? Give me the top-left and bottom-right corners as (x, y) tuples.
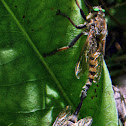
(0, 0), (118, 125)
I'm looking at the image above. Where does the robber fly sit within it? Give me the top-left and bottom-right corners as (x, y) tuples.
(53, 106), (92, 126)
(43, 0), (107, 99)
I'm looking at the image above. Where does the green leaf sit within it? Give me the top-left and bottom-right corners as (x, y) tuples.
(93, 61), (118, 126)
(0, 0), (118, 126)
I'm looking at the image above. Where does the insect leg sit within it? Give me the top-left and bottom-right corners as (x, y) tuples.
(72, 84), (89, 116)
(67, 97), (84, 123)
(57, 10), (86, 29)
(68, 89), (87, 123)
(43, 32), (83, 57)
(73, 95), (84, 116)
(75, 0), (88, 21)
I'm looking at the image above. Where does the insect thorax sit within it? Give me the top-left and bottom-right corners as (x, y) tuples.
(85, 6), (107, 53)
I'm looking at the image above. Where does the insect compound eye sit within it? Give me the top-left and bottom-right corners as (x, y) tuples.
(102, 9), (105, 12)
(93, 7), (100, 12)
(93, 7), (105, 13)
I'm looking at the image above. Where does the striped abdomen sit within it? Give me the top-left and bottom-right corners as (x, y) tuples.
(82, 52), (99, 93)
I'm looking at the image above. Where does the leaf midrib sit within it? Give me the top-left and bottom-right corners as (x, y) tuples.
(1, 0), (75, 109)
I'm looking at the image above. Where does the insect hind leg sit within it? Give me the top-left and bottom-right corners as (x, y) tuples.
(43, 32), (83, 57)
(67, 96), (85, 124)
(72, 83), (91, 116)
(73, 95), (84, 116)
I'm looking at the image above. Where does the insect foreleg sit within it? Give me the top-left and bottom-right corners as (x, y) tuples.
(75, 0), (88, 21)
(57, 10), (86, 29)
(43, 32), (83, 57)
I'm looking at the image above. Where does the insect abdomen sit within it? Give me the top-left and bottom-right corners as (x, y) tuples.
(88, 54), (98, 80)
(82, 53), (99, 93)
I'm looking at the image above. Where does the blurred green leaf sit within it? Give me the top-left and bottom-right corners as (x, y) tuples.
(0, 0), (118, 125)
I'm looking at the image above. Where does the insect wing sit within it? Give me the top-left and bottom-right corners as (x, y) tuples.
(53, 106), (71, 126)
(75, 40), (89, 79)
(93, 52), (103, 83)
(93, 38), (105, 83)
(74, 116), (93, 126)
